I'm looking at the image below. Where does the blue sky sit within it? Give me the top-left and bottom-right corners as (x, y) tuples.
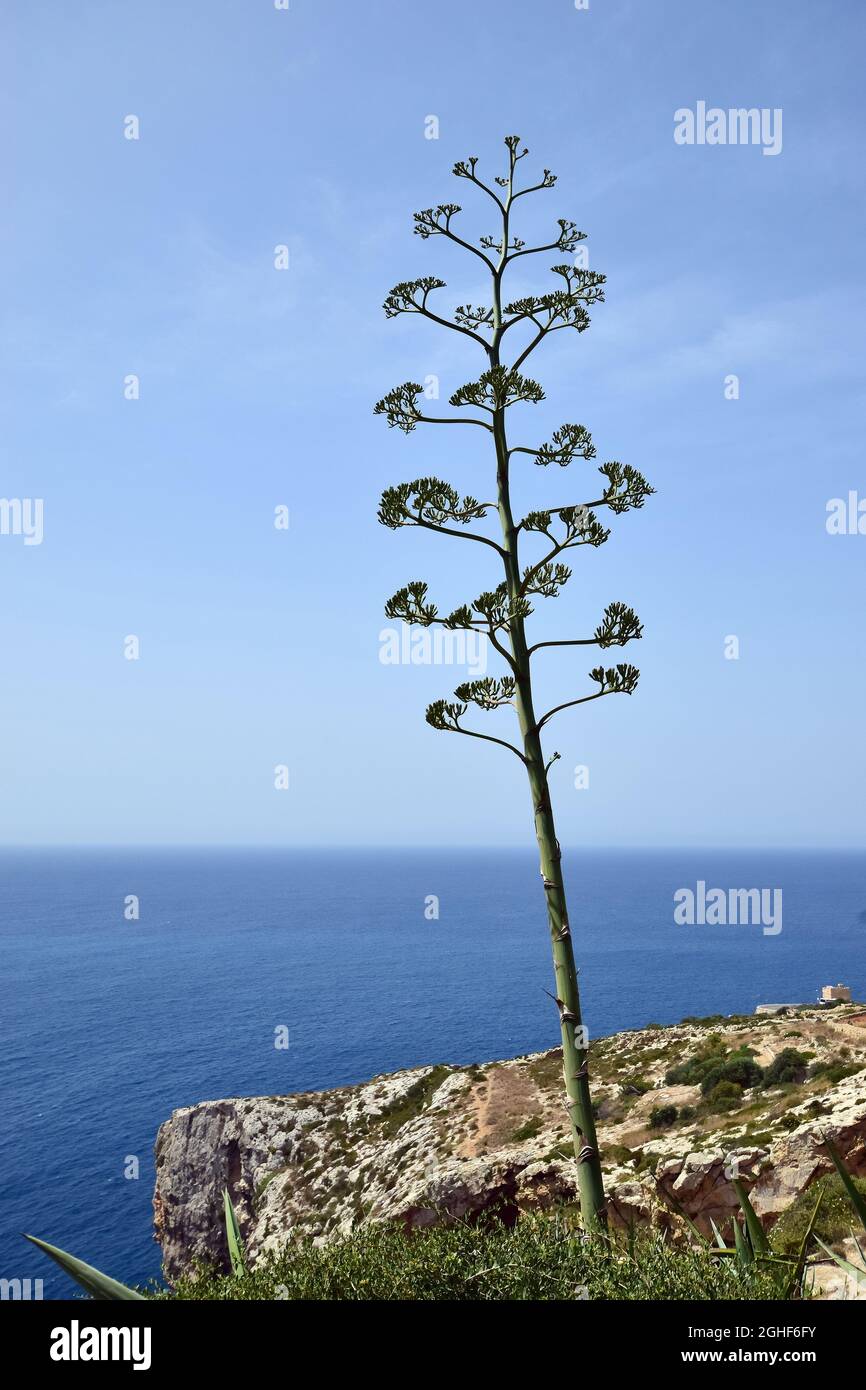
(1, 0), (864, 848)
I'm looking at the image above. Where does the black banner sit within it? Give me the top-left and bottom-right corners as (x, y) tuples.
(3, 1297), (856, 1375)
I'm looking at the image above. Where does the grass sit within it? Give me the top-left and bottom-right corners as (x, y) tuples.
(771, 1172), (866, 1256)
(374, 1066), (452, 1139)
(160, 1213), (788, 1301)
(510, 1117), (543, 1142)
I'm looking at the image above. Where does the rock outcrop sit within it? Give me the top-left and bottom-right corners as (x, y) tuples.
(154, 1006), (866, 1284)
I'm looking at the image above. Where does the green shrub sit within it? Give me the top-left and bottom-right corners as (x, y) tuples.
(666, 1035), (728, 1087)
(634, 1151), (660, 1175)
(649, 1105), (678, 1130)
(761, 1048), (809, 1089)
(705, 1080), (743, 1113)
(700, 1056), (763, 1096)
(619, 1075), (653, 1097)
(605, 1143), (636, 1166)
(809, 1057), (864, 1084)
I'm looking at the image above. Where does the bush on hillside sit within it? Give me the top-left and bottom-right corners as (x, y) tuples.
(649, 1105), (678, 1130)
(665, 1034), (728, 1086)
(809, 1057), (864, 1085)
(761, 1048), (810, 1088)
(705, 1080), (744, 1113)
(700, 1055), (763, 1096)
(160, 1213), (788, 1302)
(619, 1075), (653, 1097)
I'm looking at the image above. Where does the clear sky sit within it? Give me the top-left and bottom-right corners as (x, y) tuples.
(1, 0), (863, 848)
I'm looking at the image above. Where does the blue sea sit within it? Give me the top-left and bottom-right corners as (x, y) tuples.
(1, 847), (864, 1297)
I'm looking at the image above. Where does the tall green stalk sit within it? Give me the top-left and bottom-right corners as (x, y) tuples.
(375, 135), (653, 1234)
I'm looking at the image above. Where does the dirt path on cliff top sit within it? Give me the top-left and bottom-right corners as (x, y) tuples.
(455, 1013), (866, 1159)
(457, 1063), (552, 1157)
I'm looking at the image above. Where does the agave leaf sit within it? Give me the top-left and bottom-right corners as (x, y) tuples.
(814, 1235), (866, 1286)
(664, 1189), (709, 1246)
(709, 1218), (727, 1250)
(713, 1249), (795, 1265)
(23, 1234), (145, 1300)
(821, 1133), (866, 1232)
(732, 1215), (753, 1266)
(782, 1190), (823, 1301)
(223, 1188), (247, 1278)
(733, 1178), (770, 1255)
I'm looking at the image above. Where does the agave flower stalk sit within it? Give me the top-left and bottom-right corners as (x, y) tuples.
(375, 137), (653, 1232)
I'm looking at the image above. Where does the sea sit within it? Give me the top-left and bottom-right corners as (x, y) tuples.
(1, 847), (863, 1297)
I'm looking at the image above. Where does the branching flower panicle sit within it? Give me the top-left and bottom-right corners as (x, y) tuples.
(374, 134), (655, 1234)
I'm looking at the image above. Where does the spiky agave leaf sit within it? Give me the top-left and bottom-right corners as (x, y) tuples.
(732, 1178), (770, 1256)
(782, 1190), (823, 1301)
(223, 1189), (247, 1278)
(814, 1236), (866, 1287)
(709, 1219), (728, 1250)
(731, 1215), (753, 1267)
(661, 1186), (710, 1247)
(822, 1133), (866, 1230)
(23, 1234), (146, 1300)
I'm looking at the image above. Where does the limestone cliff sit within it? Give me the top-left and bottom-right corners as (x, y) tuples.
(153, 1005), (866, 1284)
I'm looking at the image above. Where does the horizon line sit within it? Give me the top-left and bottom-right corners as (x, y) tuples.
(0, 843), (863, 854)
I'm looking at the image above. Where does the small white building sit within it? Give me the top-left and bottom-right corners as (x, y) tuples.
(821, 983), (851, 1003)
